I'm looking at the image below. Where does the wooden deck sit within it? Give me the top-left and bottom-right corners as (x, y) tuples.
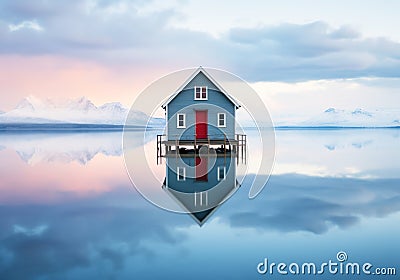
(156, 134), (247, 164)
(162, 139), (238, 146)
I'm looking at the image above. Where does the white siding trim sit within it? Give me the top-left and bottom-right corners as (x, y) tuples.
(165, 105), (169, 139)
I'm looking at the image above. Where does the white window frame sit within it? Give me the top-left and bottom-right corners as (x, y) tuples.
(194, 191), (208, 207)
(217, 113), (226, 127)
(194, 86), (208, 100)
(177, 167), (186, 181)
(177, 113), (186, 128)
(217, 166), (226, 181)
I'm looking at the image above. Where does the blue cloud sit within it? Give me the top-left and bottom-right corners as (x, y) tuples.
(229, 21), (345, 57)
(0, 1), (399, 81)
(13, 224), (48, 236)
(0, 186), (191, 279)
(0, 173), (399, 278)
(222, 174), (400, 234)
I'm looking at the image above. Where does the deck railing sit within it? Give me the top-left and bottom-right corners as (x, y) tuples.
(156, 133), (247, 164)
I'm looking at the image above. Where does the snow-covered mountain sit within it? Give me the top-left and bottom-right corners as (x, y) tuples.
(301, 108), (400, 127)
(1, 96), (398, 128)
(237, 107), (400, 128)
(0, 96), (165, 126)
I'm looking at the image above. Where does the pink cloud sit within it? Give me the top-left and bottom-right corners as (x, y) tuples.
(0, 55), (164, 111)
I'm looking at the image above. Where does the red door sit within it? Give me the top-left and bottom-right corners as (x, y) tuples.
(195, 110), (208, 139)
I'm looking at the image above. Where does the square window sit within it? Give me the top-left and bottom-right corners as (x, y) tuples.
(177, 114), (185, 128)
(218, 113), (226, 127)
(194, 86), (207, 100)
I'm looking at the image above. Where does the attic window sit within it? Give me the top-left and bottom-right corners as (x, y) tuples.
(194, 86), (208, 100)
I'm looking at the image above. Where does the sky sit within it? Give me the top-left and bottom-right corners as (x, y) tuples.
(0, 0), (399, 119)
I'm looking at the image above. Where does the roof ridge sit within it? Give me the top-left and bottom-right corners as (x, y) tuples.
(161, 67), (241, 109)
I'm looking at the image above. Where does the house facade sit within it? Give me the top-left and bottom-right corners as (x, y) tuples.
(162, 67), (240, 141)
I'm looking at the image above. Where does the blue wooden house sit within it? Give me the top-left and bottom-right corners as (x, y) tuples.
(162, 67), (240, 141)
(158, 67), (246, 158)
(159, 67), (245, 225)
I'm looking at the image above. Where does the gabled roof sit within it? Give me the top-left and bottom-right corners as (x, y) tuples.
(161, 66), (241, 109)
(162, 178), (241, 226)
(162, 184), (222, 226)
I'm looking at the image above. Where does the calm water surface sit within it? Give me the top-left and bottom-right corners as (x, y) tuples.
(0, 129), (399, 279)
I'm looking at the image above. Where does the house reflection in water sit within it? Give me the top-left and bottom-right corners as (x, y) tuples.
(158, 67), (246, 225)
(162, 148), (240, 226)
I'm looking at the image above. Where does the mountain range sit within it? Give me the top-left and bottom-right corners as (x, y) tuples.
(0, 96), (399, 127)
(300, 107), (400, 127)
(0, 96), (164, 126)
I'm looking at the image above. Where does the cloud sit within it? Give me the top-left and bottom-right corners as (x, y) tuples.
(0, 187), (191, 279)
(228, 198), (360, 234)
(0, 1), (399, 80)
(0, 0), (75, 20)
(0, 173), (399, 278)
(8, 20), (43, 32)
(13, 224), (48, 236)
(223, 174), (400, 234)
(226, 21), (400, 81)
(229, 21), (348, 57)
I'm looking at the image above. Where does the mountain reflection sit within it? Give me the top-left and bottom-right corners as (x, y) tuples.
(0, 131), (156, 165)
